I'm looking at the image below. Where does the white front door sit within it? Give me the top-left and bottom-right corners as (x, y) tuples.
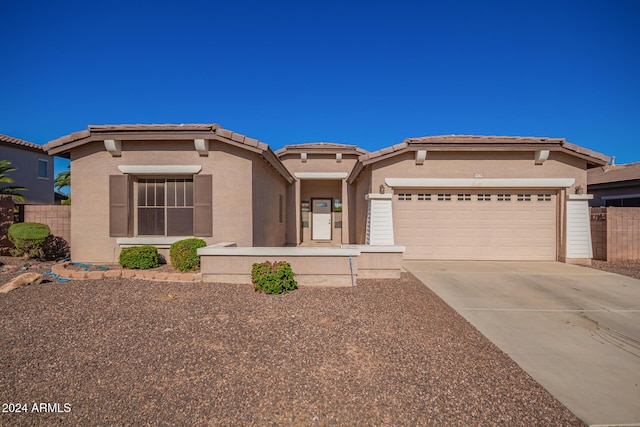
(312, 199), (332, 240)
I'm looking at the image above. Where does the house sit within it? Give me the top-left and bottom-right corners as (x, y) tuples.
(587, 162), (640, 207)
(44, 124), (609, 269)
(0, 134), (54, 204)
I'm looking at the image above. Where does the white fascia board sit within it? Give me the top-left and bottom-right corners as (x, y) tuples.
(365, 193), (393, 200)
(294, 172), (348, 180)
(342, 244), (406, 253)
(385, 178), (575, 189)
(118, 165), (202, 174)
(567, 194), (594, 200)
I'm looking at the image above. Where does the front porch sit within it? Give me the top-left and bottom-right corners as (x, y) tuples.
(197, 243), (405, 286)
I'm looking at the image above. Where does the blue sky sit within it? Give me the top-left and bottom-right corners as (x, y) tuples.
(1, 0), (639, 177)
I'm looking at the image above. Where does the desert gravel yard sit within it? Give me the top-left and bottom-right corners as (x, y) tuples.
(0, 269), (584, 427)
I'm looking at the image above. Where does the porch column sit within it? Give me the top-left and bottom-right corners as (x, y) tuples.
(295, 179), (302, 245)
(564, 194), (594, 264)
(365, 193), (394, 245)
(341, 179), (348, 244)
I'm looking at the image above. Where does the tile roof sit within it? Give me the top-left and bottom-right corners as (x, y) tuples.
(588, 162), (640, 185)
(45, 124), (222, 151)
(0, 133), (45, 152)
(359, 134), (610, 165)
(43, 124), (293, 183)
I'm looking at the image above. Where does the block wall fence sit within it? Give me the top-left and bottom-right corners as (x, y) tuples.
(0, 195), (71, 255)
(590, 207), (640, 261)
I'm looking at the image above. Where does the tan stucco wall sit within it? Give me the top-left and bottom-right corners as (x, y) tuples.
(372, 151), (588, 194)
(279, 153), (358, 175)
(354, 166), (372, 244)
(69, 140), (257, 263)
(368, 150), (588, 260)
(252, 156), (288, 246)
(285, 183), (297, 245)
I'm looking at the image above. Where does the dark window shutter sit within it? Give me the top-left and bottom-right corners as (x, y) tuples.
(109, 175), (130, 237)
(193, 174), (213, 237)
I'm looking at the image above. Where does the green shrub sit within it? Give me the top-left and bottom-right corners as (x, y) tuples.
(8, 222), (51, 259)
(251, 261), (297, 295)
(119, 245), (159, 269)
(170, 238), (206, 272)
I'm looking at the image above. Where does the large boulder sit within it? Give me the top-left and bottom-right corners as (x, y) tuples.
(0, 272), (44, 293)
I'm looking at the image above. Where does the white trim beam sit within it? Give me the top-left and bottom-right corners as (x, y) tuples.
(385, 177), (575, 188)
(295, 172), (348, 180)
(194, 139), (209, 156)
(535, 150), (550, 165)
(118, 165), (202, 174)
(415, 150), (427, 165)
(104, 139), (122, 157)
(365, 193), (393, 200)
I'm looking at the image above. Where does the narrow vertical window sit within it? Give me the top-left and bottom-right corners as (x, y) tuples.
(38, 159), (48, 178)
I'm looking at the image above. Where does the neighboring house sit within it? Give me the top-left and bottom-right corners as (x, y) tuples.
(587, 162), (640, 207)
(44, 125), (609, 264)
(0, 134), (54, 204)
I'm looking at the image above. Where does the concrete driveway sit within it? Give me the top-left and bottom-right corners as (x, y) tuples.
(404, 261), (640, 427)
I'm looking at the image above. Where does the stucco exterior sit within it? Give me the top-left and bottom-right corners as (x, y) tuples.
(47, 125), (293, 263)
(45, 126), (609, 265)
(0, 135), (54, 204)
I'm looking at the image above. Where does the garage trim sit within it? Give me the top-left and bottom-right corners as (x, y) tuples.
(385, 178), (574, 189)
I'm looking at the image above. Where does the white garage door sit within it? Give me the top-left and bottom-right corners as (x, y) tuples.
(394, 190), (557, 260)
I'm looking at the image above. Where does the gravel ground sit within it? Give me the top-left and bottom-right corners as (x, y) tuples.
(589, 259), (640, 280)
(0, 267), (584, 426)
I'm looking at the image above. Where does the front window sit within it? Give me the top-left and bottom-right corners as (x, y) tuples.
(137, 178), (193, 236)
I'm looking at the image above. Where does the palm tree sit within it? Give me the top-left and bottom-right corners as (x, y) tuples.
(54, 166), (70, 192)
(0, 160), (27, 203)
(54, 166), (70, 204)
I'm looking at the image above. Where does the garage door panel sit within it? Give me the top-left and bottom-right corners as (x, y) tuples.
(394, 190), (557, 260)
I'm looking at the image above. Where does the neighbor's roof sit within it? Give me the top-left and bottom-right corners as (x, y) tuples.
(44, 124), (293, 183)
(358, 135), (610, 166)
(588, 162), (640, 185)
(0, 133), (46, 153)
(275, 142), (368, 157)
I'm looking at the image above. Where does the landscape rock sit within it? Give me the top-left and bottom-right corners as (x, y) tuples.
(0, 272), (44, 293)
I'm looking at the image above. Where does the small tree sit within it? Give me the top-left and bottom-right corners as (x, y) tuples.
(0, 160), (27, 203)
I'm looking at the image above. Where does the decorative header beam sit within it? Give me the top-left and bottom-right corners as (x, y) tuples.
(104, 140), (122, 157)
(534, 150), (550, 165)
(194, 139), (209, 156)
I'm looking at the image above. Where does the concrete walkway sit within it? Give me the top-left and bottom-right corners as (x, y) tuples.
(404, 261), (640, 427)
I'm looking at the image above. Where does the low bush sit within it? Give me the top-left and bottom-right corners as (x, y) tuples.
(42, 235), (71, 261)
(170, 238), (206, 272)
(119, 245), (159, 269)
(8, 222), (51, 259)
(251, 261), (297, 295)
